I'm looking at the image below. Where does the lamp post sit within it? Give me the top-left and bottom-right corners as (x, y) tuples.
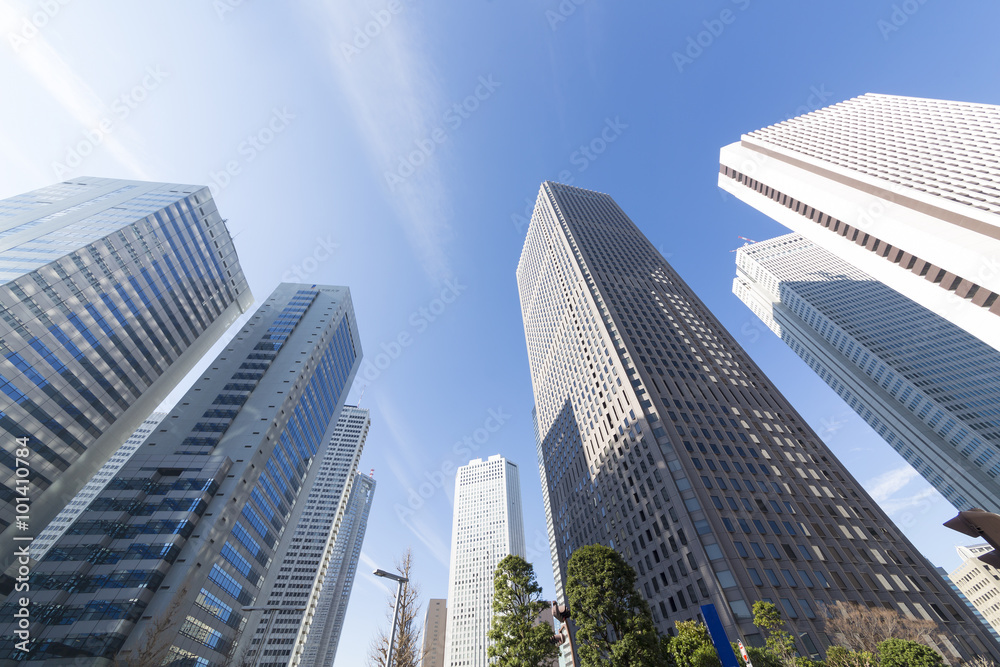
(374, 568), (409, 667)
(242, 605), (308, 667)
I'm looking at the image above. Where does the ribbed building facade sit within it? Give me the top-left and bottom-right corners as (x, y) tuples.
(516, 181), (1000, 660)
(0, 177), (251, 580)
(0, 283), (361, 666)
(719, 93), (1000, 352)
(30, 412), (167, 562)
(443, 455), (525, 667)
(733, 233), (1000, 513)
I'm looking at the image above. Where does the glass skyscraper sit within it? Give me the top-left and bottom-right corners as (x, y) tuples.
(0, 177), (252, 582)
(719, 93), (1000, 352)
(242, 406), (372, 667)
(29, 412), (167, 562)
(734, 233), (1000, 513)
(516, 181), (999, 660)
(0, 283), (361, 666)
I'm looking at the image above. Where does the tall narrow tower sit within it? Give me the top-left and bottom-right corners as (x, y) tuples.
(443, 455), (525, 667)
(0, 283), (360, 666)
(0, 177), (252, 579)
(733, 233), (1000, 513)
(516, 181), (999, 660)
(293, 466), (377, 666)
(240, 406), (372, 667)
(719, 93), (1000, 352)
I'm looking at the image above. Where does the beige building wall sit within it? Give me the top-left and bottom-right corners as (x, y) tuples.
(949, 545), (1000, 635)
(422, 598), (447, 667)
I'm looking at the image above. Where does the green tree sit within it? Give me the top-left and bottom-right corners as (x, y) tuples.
(824, 646), (875, 667)
(487, 555), (560, 667)
(877, 638), (944, 667)
(751, 601), (797, 667)
(565, 544), (666, 667)
(670, 620), (720, 667)
(735, 645), (783, 667)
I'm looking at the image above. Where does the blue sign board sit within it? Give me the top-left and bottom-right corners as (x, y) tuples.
(699, 603), (741, 667)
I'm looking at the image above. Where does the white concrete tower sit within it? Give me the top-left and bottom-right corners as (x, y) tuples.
(720, 93), (1000, 352)
(443, 455), (525, 667)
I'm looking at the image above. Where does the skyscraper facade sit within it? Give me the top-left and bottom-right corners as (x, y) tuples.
(0, 283), (361, 666)
(421, 598), (447, 667)
(719, 93), (1000, 352)
(305, 471), (376, 666)
(30, 412), (167, 562)
(944, 553), (1000, 640)
(443, 455), (525, 667)
(516, 181), (999, 660)
(0, 177), (252, 578)
(733, 233), (1000, 512)
(240, 407), (371, 667)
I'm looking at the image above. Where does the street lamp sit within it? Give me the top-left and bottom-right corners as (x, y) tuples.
(374, 568), (409, 667)
(241, 605), (308, 667)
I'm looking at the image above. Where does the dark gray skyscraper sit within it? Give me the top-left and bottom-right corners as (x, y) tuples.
(0, 177), (251, 581)
(516, 181), (999, 660)
(0, 283), (361, 666)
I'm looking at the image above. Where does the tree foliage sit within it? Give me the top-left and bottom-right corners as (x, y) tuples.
(877, 638), (944, 667)
(367, 548), (423, 667)
(487, 555), (560, 667)
(565, 544), (667, 667)
(669, 620), (720, 667)
(752, 601), (798, 667)
(821, 601), (938, 654)
(825, 647), (875, 667)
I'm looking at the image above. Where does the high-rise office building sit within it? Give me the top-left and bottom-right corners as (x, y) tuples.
(443, 455), (525, 667)
(306, 471), (376, 666)
(733, 233), (1000, 512)
(516, 181), (1000, 660)
(421, 599), (447, 667)
(240, 407), (371, 667)
(0, 283), (361, 666)
(532, 406), (576, 666)
(941, 559), (1000, 642)
(30, 412), (167, 562)
(258, 407), (372, 667)
(0, 177), (252, 579)
(718, 93), (1000, 352)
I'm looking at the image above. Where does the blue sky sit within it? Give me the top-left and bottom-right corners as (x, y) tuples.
(2, 1), (1000, 664)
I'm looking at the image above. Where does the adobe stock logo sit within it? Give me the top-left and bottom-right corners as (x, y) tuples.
(207, 107), (295, 195)
(384, 75), (501, 192)
(672, 0), (752, 73)
(51, 67), (169, 179)
(359, 278), (467, 382)
(394, 407), (511, 524)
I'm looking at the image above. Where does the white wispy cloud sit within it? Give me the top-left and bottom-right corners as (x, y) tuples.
(0, 1), (152, 178)
(314, 0), (453, 283)
(866, 464), (919, 503)
(879, 486), (940, 515)
(359, 550), (392, 595)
